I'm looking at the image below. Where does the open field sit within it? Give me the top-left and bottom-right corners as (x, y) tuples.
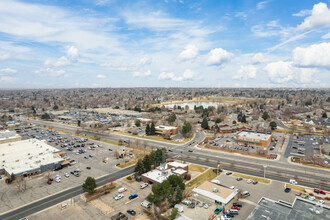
(188, 163), (208, 173)
(186, 168), (217, 188)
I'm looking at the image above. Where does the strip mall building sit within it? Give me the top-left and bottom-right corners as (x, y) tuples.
(234, 130), (271, 147)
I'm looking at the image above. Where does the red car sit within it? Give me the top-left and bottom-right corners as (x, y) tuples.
(49, 178), (54, 181)
(320, 190), (326, 195)
(314, 188), (320, 193)
(231, 206), (240, 210)
(47, 180), (52, 185)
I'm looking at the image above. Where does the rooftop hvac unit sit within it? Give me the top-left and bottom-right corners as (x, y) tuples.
(15, 160), (19, 162)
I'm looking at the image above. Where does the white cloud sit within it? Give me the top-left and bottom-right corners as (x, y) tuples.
(293, 9), (312, 17)
(133, 70), (151, 77)
(293, 42), (330, 68)
(140, 56), (152, 66)
(233, 65), (257, 80)
(35, 67), (67, 77)
(257, 0), (271, 10)
(96, 74), (106, 79)
(297, 2), (330, 30)
(0, 68), (17, 74)
(67, 45), (79, 60)
(264, 61), (315, 83)
(0, 76), (18, 82)
(158, 69), (196, 81)
(0, 54), (11, 60)
(322, 32), (330, 39)
(179, 45), (199, 61)
(206, 48), (233, 66)
(44, 56), (71, 67)
(252, 53), (269, 64)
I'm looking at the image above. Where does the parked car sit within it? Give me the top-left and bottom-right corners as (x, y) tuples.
(309, 196), (315, 201)
(253, 181), (258, 185)
(140, 183), (149, 189)
(129, 194), (138, 200)
(301, 193), (308, 198)
(86, 166), (91, 169)
(214, 206), (223, 214)
(284, 187), (291, 193)
(226, 172), (232, 175)
(204, 204), (209, 209)
(247, 179), (253, 184)
(64, 173), (69, 177)
(318, 200), (325, 204)
(236, 177), (243, 181)
(231, 206), (240, 210)
(296, 191), (302, 196)
(127, 209), (136, 216)
(233, 202), (242, 207)
(114, 194), (124, 200)
(289, 179), (298, 185)
(208, 214), (216, 220)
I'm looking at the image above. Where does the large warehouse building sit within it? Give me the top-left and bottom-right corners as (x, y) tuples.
(235, 130), (271, 147)
(0, 130), (22, 144)
(0, 139), (64, 177)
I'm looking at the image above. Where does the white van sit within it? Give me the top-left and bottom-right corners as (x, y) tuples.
(118, 187), (127, 193)
(174, 204), (183, 213)
(141, 200), (151, 208)
(229, 209), (239, 214)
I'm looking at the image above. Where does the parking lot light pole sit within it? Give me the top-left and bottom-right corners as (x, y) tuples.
(263, 165), (267, 179)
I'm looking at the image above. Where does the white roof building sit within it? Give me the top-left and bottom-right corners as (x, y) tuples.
(0, 139), (64, 176)
(0, 130), (21, 143)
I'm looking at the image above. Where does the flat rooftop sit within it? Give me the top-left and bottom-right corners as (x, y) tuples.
(246, 197), (330, 220)
(155, 125), (177, 130)
(168, 161), (188, 168)
(142, 167), (173, 183)
(237, 131), (271, 141)
(0, 139), (63, 175)
(0, 130), (21, 141)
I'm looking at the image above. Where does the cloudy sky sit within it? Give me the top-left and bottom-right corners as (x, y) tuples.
(0, 0), (330, 88)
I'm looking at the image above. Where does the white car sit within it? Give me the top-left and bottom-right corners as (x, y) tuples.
(229, 186), (235, 189)
(140, 183), (149, 189)
(247, 179), (253, 184)
(204, 204), (209, 209)
(64, 173), (69, 177)
(55, 175), (61, 179)
(289, 179), (298, 185)
(55, 178), (61, 183)
(309, 196), (315, 201)
(114, 194), (124, 200)
(318, 200), (324, 204)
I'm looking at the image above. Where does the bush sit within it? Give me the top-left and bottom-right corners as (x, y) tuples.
(127, 176), (132, 181)
(116, 163), (120, 166)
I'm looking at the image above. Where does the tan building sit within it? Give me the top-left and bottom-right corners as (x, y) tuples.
(0, 130), (21, 144)
(218, 124), (245, 134)
(155, 125), (178, 137)
(234, 130), (271, 147)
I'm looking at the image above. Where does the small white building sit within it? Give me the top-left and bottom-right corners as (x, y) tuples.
(192, 181), (238, 208)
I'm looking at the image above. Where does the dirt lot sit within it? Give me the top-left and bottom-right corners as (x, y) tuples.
(29, 179), (152, 220)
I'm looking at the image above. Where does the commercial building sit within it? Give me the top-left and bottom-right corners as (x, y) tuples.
(246, 197), (330, 220)
(234, 130), (271, 147)
(141, 162), (188, 184)
(0, 130), (21, 144)
(192, 181), (238, 209)
(217, 124), (245, 134)
(0, 139), (64, 177)
(155, 125), (178, 137)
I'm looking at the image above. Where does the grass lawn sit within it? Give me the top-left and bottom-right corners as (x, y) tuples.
(232, 173), (271, 184)
(117, 149), (146, 169)
(189, 164), (208, 173)
(186, 168), (217, 189)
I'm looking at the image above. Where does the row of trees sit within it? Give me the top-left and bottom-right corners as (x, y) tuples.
(134, 148), (167, 176)
(146, 122), (156, 135)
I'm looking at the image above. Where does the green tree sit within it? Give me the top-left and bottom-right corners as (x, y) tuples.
(41, 113), (50, 120)
(10, 173), (15, 183)
(215, 118), (221, 123)
(237, 112), (243, 122)
(150, 122), (156, 135)
(242, 115), (247, 123)
(53, 105), (58, 110)
(262, 111), (270, 120)
(182, 121), (192, 137)
(232, 120), (237, 125)
(135, 120), (141, 127)
(82, 177), (97, 194)
(142, 155), (151, 172)
(201, 117), (208, 129)
(134, 159), (146, 175)
(168, 113), (177, 125)
(167, 175), (185, 191)
(269, 121), (277, 130)
(322, 112), (327, 118)
(172, 185), (183, 205)
(170, 208), (178, 220)
(145, 124), (150, 135)
(77, 120), (81, 127)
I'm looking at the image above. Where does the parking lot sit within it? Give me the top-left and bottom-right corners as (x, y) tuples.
(29, 179), (152, 219)
(0, 126), (136, 214)
(285, 134), (329, 161)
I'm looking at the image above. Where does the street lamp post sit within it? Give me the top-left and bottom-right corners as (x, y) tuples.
(263, 165), (267, 179)
(181, 151), (183, 163)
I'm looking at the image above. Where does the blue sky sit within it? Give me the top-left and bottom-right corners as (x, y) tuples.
(0, 0), (330, 88)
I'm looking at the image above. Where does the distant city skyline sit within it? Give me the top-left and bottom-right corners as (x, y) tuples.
(0, 0), (329, 88)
